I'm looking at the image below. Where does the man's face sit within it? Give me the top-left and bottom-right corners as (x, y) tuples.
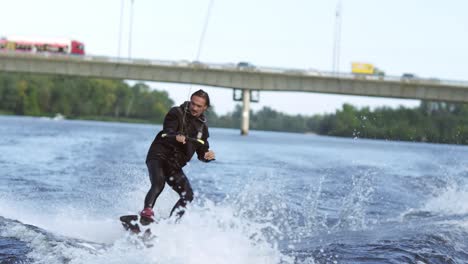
(189, 95), (208, 117)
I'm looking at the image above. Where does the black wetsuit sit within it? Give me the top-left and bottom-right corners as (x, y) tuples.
(144, 101), (211, 218)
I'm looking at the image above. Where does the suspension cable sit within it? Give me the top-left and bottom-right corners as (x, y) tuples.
(181, 0), (215, 134)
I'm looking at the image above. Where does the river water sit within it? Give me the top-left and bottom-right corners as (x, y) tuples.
(1, 115), (468, 264)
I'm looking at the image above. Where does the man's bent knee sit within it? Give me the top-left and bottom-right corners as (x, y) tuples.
(183, 189), (194, 203)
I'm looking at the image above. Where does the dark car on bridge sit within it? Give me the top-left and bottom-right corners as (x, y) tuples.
(401, 73), (416, 80)
(237, 62), (256, 71)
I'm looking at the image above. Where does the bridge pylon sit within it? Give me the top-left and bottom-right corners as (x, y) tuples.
(241, 89), (250, 135)
(233, 88), (259, 135)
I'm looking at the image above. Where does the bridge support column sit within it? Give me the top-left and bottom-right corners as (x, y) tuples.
(241, 89), (250, 135)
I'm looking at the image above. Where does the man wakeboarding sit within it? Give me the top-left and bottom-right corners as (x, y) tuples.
(120, 89), (215, 234)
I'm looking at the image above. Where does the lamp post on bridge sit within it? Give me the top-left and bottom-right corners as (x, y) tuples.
(128, 0), (135, 59)
(332, 0), (342, 73)
(118, 0), (125, 57)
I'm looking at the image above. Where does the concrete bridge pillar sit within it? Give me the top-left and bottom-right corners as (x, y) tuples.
(241, 89), (250, 135)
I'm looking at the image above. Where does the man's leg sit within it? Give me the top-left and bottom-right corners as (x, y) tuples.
(166, 170), (194, 219)
(143, 159), (166, 211)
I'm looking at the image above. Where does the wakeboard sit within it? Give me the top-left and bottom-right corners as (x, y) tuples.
(119, 214), (155, 242)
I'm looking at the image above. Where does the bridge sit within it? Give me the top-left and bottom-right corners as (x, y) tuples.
(2, 51), (468, 134)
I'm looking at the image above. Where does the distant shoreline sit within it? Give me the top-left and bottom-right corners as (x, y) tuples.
(2, 113), (467, 147)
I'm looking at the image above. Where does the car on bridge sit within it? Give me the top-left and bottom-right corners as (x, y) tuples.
(400, 73), (423, 83)
(237, 62), (256, 71)
(401, 73), (416, 80)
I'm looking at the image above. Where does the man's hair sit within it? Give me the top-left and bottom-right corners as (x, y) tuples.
(191, 89), (210, 108)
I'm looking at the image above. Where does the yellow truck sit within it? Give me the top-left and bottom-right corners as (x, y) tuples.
(351, 62), (385, 76)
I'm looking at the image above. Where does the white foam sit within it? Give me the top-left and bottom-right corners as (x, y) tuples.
(77, 208), (290, 264)
(423, 186), (468, 215)
(0, 197), (294, 264)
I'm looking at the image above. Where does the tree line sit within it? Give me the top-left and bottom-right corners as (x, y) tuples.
(0, 73), (173, 122)
(1, 73), (467, 145)
(207, 102), (468, 144)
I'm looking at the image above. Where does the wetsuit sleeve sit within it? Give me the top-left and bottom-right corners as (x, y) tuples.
(163, 107), (181, 134)
(197, 125), (211, 162)
(159, 107), (182, 144)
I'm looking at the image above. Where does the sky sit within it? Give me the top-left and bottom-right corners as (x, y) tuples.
(1, 0), (468, 115)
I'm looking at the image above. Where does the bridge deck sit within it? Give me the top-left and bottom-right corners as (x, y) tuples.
(1, 52), (468, 103)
